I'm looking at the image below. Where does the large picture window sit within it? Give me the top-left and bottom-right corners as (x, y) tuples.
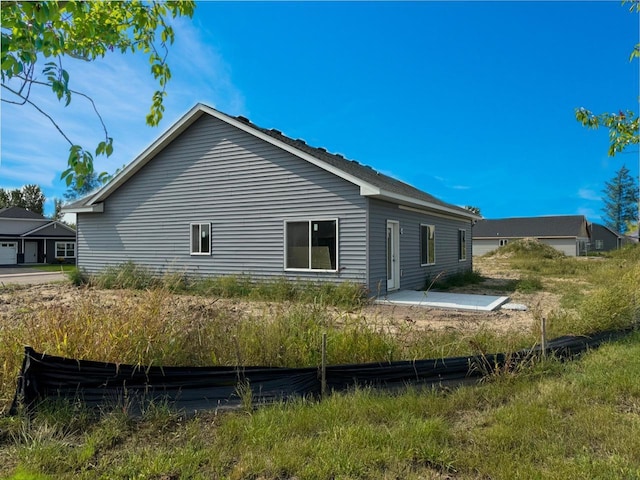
(55, 242), (76, 258)
(190, 223), (211, 255)
(286, 219), (337, 271)
(420, 224), (435, 265)
(458, 229), (467, 261)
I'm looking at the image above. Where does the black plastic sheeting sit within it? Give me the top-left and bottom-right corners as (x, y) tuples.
(9, 328), (631, 416)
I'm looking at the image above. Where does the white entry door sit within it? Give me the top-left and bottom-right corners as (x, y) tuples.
(386, 220), (400, 291)
(24, 241), (38, 263)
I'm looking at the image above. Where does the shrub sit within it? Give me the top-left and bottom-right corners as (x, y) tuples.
(90, 261), (158, 290)
(486, 238), (565, 260)
(66, 267), (87, 286)
(515, 275), (543, 293)
(430, 270), (484, 291)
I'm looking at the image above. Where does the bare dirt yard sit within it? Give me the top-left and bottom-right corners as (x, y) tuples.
(0, 257), (560, 336)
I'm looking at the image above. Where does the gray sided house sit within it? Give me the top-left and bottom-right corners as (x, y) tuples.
(0, 206), (77, 265)
(590, 223), (633, 252)
(472, 215), (591, 257)
(65, 104), (479, 295)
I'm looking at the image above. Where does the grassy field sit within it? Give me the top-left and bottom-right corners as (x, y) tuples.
(1, 241), (639, 479)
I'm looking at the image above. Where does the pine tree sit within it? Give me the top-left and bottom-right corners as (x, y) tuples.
(0, 185), (46, 214)
(601, 165), (639, 233)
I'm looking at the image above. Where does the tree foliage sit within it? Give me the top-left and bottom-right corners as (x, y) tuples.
(575, 2), (639, 157)
(464, 205), (482, 216)
(52, 197), (64, 221)
(0, 184), (46, 214)
(575, 109), (639, 157)
(1, 0), (196, 186)
(63, 170), (103, 201)
(601, 165), (639, 234)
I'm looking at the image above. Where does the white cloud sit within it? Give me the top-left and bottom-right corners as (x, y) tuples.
(577, 188), (601, 201)
(577, 207), (600, 223)
(1, 17), (245, 216)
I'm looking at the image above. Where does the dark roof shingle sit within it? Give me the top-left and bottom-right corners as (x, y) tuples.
(473, 216), (588, 238)
(0, 206), (47, 220)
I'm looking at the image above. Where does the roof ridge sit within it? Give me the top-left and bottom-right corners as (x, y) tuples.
(231, 112), (471, 216)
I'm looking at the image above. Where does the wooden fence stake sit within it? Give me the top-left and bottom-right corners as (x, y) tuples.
(541, 317), (547, 358)
(321, 332), (327, 399)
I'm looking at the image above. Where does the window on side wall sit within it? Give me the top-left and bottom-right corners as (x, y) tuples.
(595, 240), (603, 250)
(191, 223), (211, 255)
(420, 224), (435, 265)
(458, 229), (467, 261)
(55, 242), (76, 258)
(285, 219), (337, 271)
(499, 239), (509, 247)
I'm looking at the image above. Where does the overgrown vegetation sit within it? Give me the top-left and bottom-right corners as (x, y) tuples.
(429, 269), (484, 290)
(2, 334), (640, 479)
(73, 261), (368, 308)
(1, 242), (639, 478)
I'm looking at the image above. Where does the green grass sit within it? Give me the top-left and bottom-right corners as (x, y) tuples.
(2, 334), (640, 479)
(26, 264), (76, 273)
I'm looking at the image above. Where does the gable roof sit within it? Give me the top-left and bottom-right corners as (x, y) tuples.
(473, 216), (590, 238)
(0, 206), (47, 220)
(64, 104), (479, 220)
(591, 223), (622, 238)
(0, 206), (75, 237)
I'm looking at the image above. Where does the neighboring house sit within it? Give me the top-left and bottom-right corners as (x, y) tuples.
(472, 215), (591, 257)
(590, 223), (627, 252)
(64, 103), (479, 295)
(0, 206), (77, 265)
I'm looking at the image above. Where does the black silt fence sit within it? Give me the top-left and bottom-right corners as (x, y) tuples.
(8, 328), (632, 416)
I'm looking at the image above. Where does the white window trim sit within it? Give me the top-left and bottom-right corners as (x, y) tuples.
(55, 241), (76, 258)
(420, 223), (436, 266)
(190, 222), (212, 256)
(458, 229), (467, 261)
(284, 218), (339, 272)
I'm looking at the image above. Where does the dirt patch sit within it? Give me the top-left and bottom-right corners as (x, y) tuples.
(0, 258), (559, 336)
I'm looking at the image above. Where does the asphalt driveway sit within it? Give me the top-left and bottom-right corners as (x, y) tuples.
(0, 266), (68, 285)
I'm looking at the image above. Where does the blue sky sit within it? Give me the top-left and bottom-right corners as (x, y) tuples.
(1, 1), (639, 224)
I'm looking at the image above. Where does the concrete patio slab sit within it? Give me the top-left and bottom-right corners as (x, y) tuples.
(375, 290), (510, 312)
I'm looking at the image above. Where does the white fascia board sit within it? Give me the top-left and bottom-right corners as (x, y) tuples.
(392, 195), (480, 221)
(62, 203), (104, 214)
(21, 221), (74, 236)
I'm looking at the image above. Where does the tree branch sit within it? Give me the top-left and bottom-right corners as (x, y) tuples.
(1, 83), (75, 147)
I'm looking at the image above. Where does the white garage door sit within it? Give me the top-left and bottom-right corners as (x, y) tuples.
(0, 242), (17, 265)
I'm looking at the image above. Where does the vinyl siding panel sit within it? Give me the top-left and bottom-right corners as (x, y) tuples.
(367, 199), (473, 294)
(77, 115), (368, 284)
(473, 239), (501, 257)
(540, 238), (582, 257)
